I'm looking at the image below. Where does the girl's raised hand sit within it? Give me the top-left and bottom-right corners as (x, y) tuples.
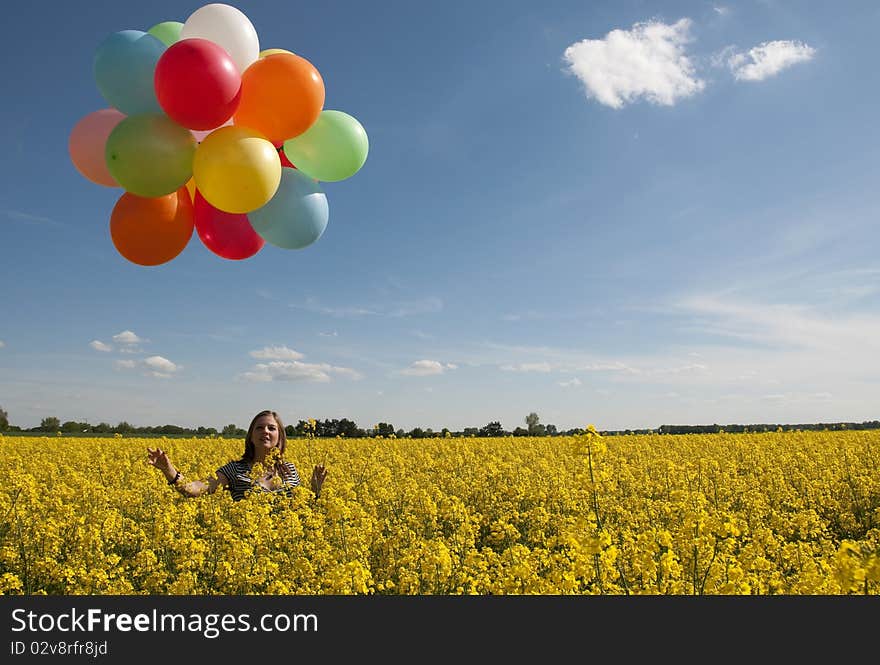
(146, 447), (172, 473)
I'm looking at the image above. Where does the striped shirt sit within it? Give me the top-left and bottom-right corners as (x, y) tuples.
(216, 459), (302, 501)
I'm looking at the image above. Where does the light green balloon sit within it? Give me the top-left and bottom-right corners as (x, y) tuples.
(105, 114), (196, 198)
(282, 110), (369, 182)
(148, 21), (184, 46)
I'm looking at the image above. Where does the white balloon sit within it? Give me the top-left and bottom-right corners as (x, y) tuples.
(180, 3), (259, 74)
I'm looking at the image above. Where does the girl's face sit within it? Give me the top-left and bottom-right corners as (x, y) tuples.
(251, 415), (280, 452)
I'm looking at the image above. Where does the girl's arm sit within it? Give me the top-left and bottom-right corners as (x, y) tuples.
(173, 471), (227, 497)
(146, 447), (228, 497)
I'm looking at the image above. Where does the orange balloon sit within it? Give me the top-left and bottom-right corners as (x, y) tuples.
(234, 53), (325, 144)
(110, 188), (194, 266)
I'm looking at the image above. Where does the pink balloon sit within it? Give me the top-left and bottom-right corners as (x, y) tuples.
(194, 190), (264, 260)
(68, 109), (126, 187)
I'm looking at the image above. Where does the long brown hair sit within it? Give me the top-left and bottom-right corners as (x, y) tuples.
(241, 410), (288, 467)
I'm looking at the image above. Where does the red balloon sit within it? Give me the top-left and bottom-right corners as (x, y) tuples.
(194, 190), (264, 260)
(155, 38), (242, 130)
(279, 147), (296, 168)
(272, 141), (297, 169)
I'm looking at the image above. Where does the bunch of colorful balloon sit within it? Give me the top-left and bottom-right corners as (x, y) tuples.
(68, 3), (368, 266)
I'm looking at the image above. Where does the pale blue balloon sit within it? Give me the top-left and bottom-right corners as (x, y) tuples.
(249, 169), (329, 250)
(94, 30), (165, 116)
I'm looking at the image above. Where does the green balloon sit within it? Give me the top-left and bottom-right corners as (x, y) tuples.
(147, 21), (183, 47)
(105, 114), (196, 198)
(282, 110), (369, 182)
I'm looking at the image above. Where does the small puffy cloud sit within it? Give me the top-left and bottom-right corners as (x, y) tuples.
(249, 345), (305, 360)
(400, 360), (456, 376)
(242, 360), (362, 383)
(113, 330), (144, 345)
(563, 18), (704, 108)
(713, 6), (730, 16)
(115, 356), (180, 378)
(143, 355), (181, 378)
(0, 340), (5, 348)
(727, 40), (816, 81)
(559, 377), (583, 388)
(113, 330), (146, 353)
(90, 340), (113, 353)
(319, 331), (338, 337)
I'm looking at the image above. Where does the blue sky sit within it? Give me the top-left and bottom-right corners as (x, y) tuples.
(2, 0), (879, 432)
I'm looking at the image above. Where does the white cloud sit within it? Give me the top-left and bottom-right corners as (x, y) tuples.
(500, 362), (553, 373)
(651, 363), (709, 375)
(0, 340), (5, 348)
(713, 6), (730, 16)
(292, 298), (380, 318)
(4, 210), (60, 226)
(400, 360), (455, 376)
(111, 330), (146, 353)
(319, 331), (338, 337)
(113, 330), (144, 345)
(90, 340), (113, 353)
(727, 40), (816, 81)
(674, 294), (880, 353)
(143, 356), (181, 378)
(249, 345), (304, 360)
(573, 361), (639, 374)
(761, 392), (833, 404)
(293, 295), (442, 319)
(559, 377), (583, 388)
(563, 18), (705, 108)
(241, 360), (362, 383)
(114, 355), (181, 378)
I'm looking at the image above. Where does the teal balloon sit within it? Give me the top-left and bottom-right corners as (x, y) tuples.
(282, 110), (369, 182)
(147, 21), (184, 47)
(249, 168), (329, 249)
(94, 30), (165, 115)
(105, 114), (196, 197)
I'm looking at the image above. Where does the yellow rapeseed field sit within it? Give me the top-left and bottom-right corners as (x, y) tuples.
(1, 428), (878, 595)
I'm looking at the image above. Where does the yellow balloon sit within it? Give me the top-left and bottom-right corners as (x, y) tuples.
(193, 127), (281, 214)
(259, 48), (294, 58)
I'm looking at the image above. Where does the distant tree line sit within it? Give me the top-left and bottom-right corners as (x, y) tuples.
(0, 405), (878, 438)
(652, 421), (880, 435)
